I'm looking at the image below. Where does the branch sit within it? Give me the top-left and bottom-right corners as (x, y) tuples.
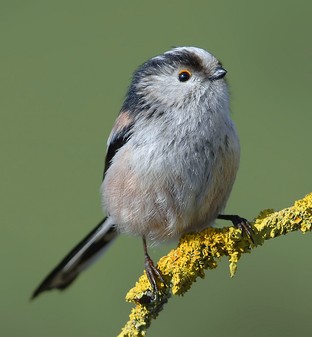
(117, 193), (312, 337)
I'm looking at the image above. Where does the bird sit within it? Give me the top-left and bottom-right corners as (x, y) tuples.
(32, 46), (252, 299)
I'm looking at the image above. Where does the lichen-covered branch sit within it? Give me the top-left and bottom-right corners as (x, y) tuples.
(117, 193), (312, 337)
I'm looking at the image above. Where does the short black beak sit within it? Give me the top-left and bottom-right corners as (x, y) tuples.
(209, 67), (227, 81)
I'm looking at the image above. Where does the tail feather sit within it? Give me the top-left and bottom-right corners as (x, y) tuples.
(32, 217), (118, 299)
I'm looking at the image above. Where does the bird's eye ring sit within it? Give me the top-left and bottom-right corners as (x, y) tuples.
(178, 69), (192, 82)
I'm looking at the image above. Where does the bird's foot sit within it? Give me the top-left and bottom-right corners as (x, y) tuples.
(217, 214), (255, 243)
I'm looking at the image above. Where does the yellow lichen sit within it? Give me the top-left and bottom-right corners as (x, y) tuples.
(118, 193), (312, 337)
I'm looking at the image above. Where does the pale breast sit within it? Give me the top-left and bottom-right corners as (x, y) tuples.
(102, 144), (184, 242)
(102, 103), (240, 243)
(102, 129), (239, 243)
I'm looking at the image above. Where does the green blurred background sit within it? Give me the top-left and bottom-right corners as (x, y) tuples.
(1, 1), (311, 336)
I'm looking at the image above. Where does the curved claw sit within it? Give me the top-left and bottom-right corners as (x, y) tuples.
(144, 255), (166, 294)
(217, 214), (255, 243)
(142, 237), (167, 300)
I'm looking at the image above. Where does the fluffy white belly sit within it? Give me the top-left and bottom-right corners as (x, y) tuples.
(102, 129), (239, 243)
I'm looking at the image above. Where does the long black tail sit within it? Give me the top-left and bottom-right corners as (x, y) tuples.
(32, 217), (118, 299)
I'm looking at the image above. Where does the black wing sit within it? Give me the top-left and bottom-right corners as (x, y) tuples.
(32, 111), (135, 299)
(103, 111), (134, 179)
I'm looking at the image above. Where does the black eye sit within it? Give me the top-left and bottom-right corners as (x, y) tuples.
(178, 69), (192, 82)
